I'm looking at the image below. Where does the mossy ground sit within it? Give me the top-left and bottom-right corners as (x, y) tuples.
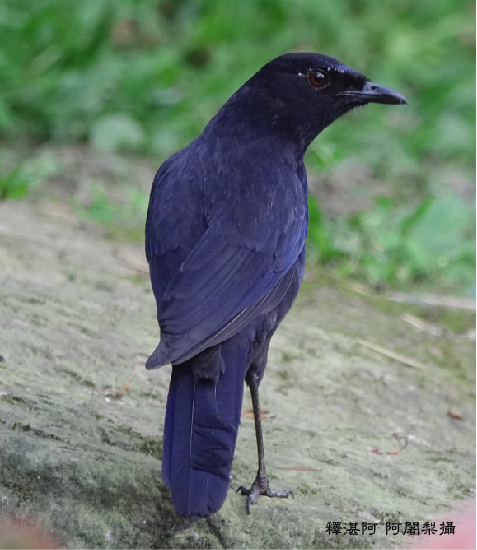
(0, 198), (474, 548)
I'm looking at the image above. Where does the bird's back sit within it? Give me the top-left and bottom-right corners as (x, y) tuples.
(146, 130), (308, 369)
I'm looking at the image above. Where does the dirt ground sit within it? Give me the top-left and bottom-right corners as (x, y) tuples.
(0, 194), (475, 549)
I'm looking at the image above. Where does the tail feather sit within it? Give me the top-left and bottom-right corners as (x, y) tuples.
(161, 337), (248, 518)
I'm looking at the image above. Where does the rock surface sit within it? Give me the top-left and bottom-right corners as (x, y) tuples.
(0, 199), (474, 548)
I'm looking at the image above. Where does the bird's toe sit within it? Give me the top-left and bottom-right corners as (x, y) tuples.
(237, 475), (293, 514)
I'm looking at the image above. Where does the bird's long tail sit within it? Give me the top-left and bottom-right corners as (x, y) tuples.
(161, 337), (249, 518)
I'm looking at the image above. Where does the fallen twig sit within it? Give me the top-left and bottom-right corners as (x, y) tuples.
(116, 252), (149, 275)
(386, 292), (476, 311)
(401, 313), (443, 336)
(243, 409), (275, 419)
(356, 339), (427, 370)
(277, 466), (317, 471)
(106, 362), (143, 400)
(447, 409), (463, 420)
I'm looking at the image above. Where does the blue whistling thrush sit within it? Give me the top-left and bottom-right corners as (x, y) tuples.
(145, 53), (407, 518)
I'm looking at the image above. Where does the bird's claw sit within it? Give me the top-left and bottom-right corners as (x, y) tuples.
(236, 479), (294, 515)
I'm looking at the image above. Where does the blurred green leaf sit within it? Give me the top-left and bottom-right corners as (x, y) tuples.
(406, 194), (475, 274)
(307, 196), (343, 262)
(73, 182), (148, 228)
(74, 182), (115, 224)
(0, 167), (30, 200)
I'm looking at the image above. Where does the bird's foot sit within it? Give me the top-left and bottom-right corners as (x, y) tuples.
(236, 474), (293, 514)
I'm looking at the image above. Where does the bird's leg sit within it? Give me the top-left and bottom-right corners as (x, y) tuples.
(236, 370), (293, 514)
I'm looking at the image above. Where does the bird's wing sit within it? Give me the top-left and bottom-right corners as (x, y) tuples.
(146, 211), (306, 368)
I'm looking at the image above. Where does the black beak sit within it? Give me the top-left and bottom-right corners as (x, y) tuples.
(338, 80), (408, 105)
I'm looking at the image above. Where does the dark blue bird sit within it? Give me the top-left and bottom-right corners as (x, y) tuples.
(145, 52), (406, 518)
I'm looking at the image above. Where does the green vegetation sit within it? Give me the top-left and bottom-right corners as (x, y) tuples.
(308, 194), (475, 293)
(0, 0), (475, 293)
(73, 182), (149, 242)
(0, 167), (30, 200)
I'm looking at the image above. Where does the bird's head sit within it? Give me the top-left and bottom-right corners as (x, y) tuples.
(219, 52), (407, 153)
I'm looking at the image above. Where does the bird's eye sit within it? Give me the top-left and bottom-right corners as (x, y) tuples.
(308, 70), (329, 88)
